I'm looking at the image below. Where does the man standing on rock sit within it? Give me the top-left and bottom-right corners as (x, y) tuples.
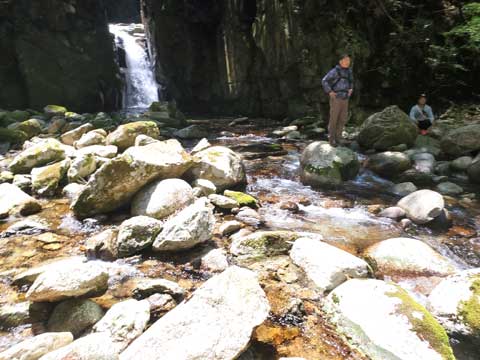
(322, 54), (354, 146)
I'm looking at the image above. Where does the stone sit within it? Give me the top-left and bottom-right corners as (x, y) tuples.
(93, 299), (150, 351)
(235, 207), (262, 226)
(324, 279), (455, 360)
(135, 134), (159, 147)
(208, 194), (239, 209)
(44, 105), (67, 118)
(72, 140), (192, 218)
(468, 155), (480, 183)
(26, 261), (109, 302)
(223, 190), (258, 208)
(412, 152), (436, 174)
(290, 238), (370, 293)
(435, 182), (463, 196)
(358, 106), (418, 150)
(191, 138), (211, 154)
(378, 207), (406, 219)
(116, 216), (163, 257)
(0, 302), (30, 329)
(192, 178), (217, 196)
(8, 138), (65, 174)
(86, 229), (119, 261)
(131, 178), (194, 220)
(441, 124), (480, 156)
(132, 278), (186, 300)
(396, 168), (435, 187)
(74, 130), (106, 149)
(67, 153), (97, 183)
(397, 190), (444, 224)
(219, 220), (243, 236)
(91, 112), (114, 129)
(0, 332), (73, 360)
(47, 299), (105, 337)
(0, 170), (14, 184)
(8, 118), (43, 139)
(413, 135), (441, 156)
(31, 159), (70, 196)
(153, 198), (215, 252)
(47, 116), (67, 134)
(451, 156), (473, 172)
(391, 182), (417, 197)
(230, 231), (302, 260)
(0, 183), (41, 218)
(76, 144), (118, 159)
(174, 125), (209, 139)
(188, 146), (246, 191)
(366, 152), (411, 178)
(119, 266), (270, 360)
(427, 269), (480, 343)
(63, 183), (86, 201)
(300, 141), (360, 188)
(201, 249), (229, 272)
(61, 123), (94, 146)
(364, 238), (455, 277)
(107, 121), (160, 151)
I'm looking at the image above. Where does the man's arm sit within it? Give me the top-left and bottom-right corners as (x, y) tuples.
(322, 69), (336, 94)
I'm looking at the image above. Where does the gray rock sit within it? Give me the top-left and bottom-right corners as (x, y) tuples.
(76, 145), (118, 159)
(397, 190), (444, 224)
(74, 130), (106, 149)
(61, 123), (94, 146)
(132, 278), (185, 299)
(135, 134), (159, 146)
(8, 138), (65, 174)
(63, 183), (86, 201)
(378, 207), (406, 219)
(192, 178), (217, 196)
(230, 231), (302, 260)
(435, 182), (463, 196)
(174, 125), (208, 139)
(67, 153), (97, 183)
(451, 156), (473, 172)
(208, 194), (239, 209)
(219, 220), (243, 236)
(191, 138), (211, 154)
(0, 332), (73, 360)
(0, 302), (30, 329)
(412, 152), (435, 174)
(116, 216), (163, 257)
(0, 183), (41, 218)
(86, 228), (119, 261)
(106, 121), (160, 151)
(367, 152), (411, 178)
(31, 159), (70, 196)
(441, 124), (480, 156)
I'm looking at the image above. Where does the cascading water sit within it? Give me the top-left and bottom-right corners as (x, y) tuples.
(109, 23), (159, 109)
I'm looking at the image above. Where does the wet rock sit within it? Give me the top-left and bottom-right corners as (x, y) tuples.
(290, 238), (370, 293)
(467, 155), (480, 183)
(397, 190), (444, 224)
(192, 178), (217, 197)
(191, 138), (211, 154)
(224, 190), (258, 208)
(0, 332), (73, 360)
(153, 198), (215, 252)
(132, 278), (185, 300)
(208, 194), (239, 209)
(441, 124), (480, 156)
(147, 293), (177, 319)
(201, 248), (229, 272)
(67, 153), (97, 183)
(72, 140), (192, 218)
(300, 141), (360, 188)
(131, 178), (194, 220)
(272, 125), (298, 137)
(451, 156), (473, 172)
(396, 168), (435, 187)
(4, 218), (50, 237)
(0, 301), (30, 329)
(366, 152), (411, 178)
(39, 332), (120, 360)
(26, 261), (109, 302)
(93, 299), (150, 351)
(412, 152), (436, 174)
(324, 279), (455, 360)
(86, 229), (119, 261)
(0, 183), (41, 218)
(120, 266), (270, 360)
(413, 135), (441, 156)
(31, 159), (70, 196)
(9, 138), (66, 174)
(230, 231), (301, 260)
(358, 106), (418, 150)
(364, 238), (455, 277)
(116, 216), (163, 257)
(74, 130), (107, 149)
(47, 299), (105, 337)
(427, 269), (480, 343)
(435, 182), (463, 196)
(219, 220), (243, 236)
(378, 207), (406, 219)
(235, 207), (262, 226)
(280, 201), (300, 213)
(174, 124), (209, 139)
(76, 144), (118, 159)
(63, 183), (86, 201)
(106, 121), (160, 151)
(60, 123), (94, 146)
(188, 146), (247, 191)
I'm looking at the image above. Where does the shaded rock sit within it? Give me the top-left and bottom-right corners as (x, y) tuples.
(0, 332), (73, 360)
(31, 159), (70, 196)
(63, 183), (86, 201)
(61, 123), (94, 146)
(4, 218), (50, 237)
(44, 105), (67, 118)
(67, 153), (97, 183)
(300, 141), (359, 188)
(441, 124), (480, 156)
(192, 178), (217, 197)
(174, 125), (208, 139)
(364, 238), (455, 277)
(86, 229), (119, 261)
(120, 266), (270, 360)
(0, 170), (14, 184)
(0, 183), (41, 218)
(131, 178), (194, 220)
(436, 182), (463, 196)
(132, 278), (185, 300)
(219, 220), (243, 236)
(0, 301), (30, 330)
(467, 155), (480, 183)
(191, 138), (211, 154)
(8, 118), (43, 139)
(153, 198), (215, 252)
(397, 190), (444, 224)
(9, 138), (65, 174)
(201, 249), (229, 272)
(146, 293), (177, 319)
(451, 156), (473, 172)
(47, 116), (67, 134)
(290, 238), (370, 293)
(378, 207), (405, 219)
(413, 135), (441, 156)
(107, 121), (160, 151)
(48, 299), (104, 337)
(366, 152), (411, 178)
(116, 216), (163, 257)
(396, 168), (434, 187)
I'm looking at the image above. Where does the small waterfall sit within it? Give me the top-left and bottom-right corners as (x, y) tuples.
(109, 23), (159, 110)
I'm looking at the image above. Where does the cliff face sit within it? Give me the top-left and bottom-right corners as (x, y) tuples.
(0, 0), (122, 112)
(142, 0), (468, 119)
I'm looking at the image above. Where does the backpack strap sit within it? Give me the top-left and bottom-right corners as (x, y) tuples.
(330, 67), (351, 91)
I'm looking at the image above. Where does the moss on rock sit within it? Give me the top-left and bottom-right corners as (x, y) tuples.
(224, 190), (258, 208)
(458, 275), (480, 334)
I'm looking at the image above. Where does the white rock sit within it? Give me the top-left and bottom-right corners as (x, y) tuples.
(0, 332), (73, 360)
(61, 123), (94, 146)
(63, 183), (86, 201)
(116, 216), (163, 257)
(219, 220), (243, 236)
(0, 183), (41, 217)
(76, 145), (118, 159)
(191, 138), (211, 154)
(397, 190), (444, 224)
(208, 194), (239, 209)
(201, 249), (229, 272)
(74, 130), (106, 149)
(67, 153), (97, 183)
(192, 178), (217, 196)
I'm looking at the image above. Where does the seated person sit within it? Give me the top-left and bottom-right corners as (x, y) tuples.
(410, 94), (434, 134)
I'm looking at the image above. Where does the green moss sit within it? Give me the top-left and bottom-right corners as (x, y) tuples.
(224, 190), (258, 208)
(458, 275), (480, 333)
(0, 127), (29, 143)
(44, 105), (67, 115)
(241, 231), (299, 257)
(387, 287), (455, 360)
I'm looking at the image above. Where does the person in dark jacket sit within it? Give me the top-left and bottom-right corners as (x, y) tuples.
(322, 54), (354, 146)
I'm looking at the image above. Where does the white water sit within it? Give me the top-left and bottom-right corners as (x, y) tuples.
(109, 23), (159, 109)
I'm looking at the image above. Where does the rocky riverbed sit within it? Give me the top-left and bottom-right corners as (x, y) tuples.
(0, 102), (480, 359)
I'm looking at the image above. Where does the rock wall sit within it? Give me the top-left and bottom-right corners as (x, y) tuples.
(0, 0), (122, 113)
(105, 0), (141, 23)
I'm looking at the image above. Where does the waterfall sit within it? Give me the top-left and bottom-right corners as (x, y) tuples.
(109, 23), (159, 110)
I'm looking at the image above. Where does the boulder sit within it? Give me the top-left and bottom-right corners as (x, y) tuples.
(324, 279), (455, 360)
(0, 332), (73, 360)
(0, 183), (41, 218)
(86, 229), (119, 261)
(44, 105), (67, 118)
(192, 178), (217, 196)
(116, 216), (163, 257)
(224, 190), (258, 208)
(366, 152), (411, 178)
(0, 128), (28, 144)
(26, 261), (108, 302)
(31, 159), (70, 196)
(47, 116), (67, 134)
(397, 190), (444, 224)
(467, 155), (480, 183)
(300, 142), (360, 188)
(396, 168), (435, 187)
(364, 238), (455, 277)
(413, 135), (441, 156)
(132, 278), (185, 300)
(435, 182), (463, 196)
(8, 138), (65, 174)
(131, 179), (194, 219)
(74, 130), (106, 149)
(0, 302), (30, 330)
(152, 198), (215, 252)
(72, 140), (192, 219)
(119, 266), (270, 360)
(47, 299), (105, 337)
(391, 182), (417, 197)
(290, 238), (370, 293)
(76, 144), (118, 159)
(441, 124), (480, 156)
(358, 106), (418, 150)
(106, 121), (160, 151)
(451, 156), (473, 172)
(230, 231), (303, 260)
(201, 249), (229, 272)
(61, 123), (94, 146)
(67, 153), (97, 183)
(8, 118), (43, 139)
(187, 146), (246, 191)
(174, 125), (209, 139)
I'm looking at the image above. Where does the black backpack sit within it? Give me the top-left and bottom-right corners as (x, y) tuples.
(331, 67), (352, 90)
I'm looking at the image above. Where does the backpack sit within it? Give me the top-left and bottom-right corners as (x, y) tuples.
(330, 67), (352, 90)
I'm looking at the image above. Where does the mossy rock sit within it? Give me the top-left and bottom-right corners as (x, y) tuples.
(44, 105), (67, 118)
(224, 190), (258, 208)
(106, 121), (160, 151)
(0, 128), (29, 144)
(8, 110), (30, 122)
(8, 118), (43, 139)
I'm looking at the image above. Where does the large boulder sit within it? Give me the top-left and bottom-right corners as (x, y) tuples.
(60, 123), (94, 146)
(324, 279), (455, 360)
(427, 269), (480, 344)
(71, 140), (192, 219)
(8, 118), (43, 139)
(467, 155), (480, 183)
(364, 238), (455, 277)
(300, 141), (360, 188)
(67, 153), (97, 183)
(74, 130), (107, 149)
(358, 106), (418, 150)
(0, 183), (41, 218)
(106, 121), (160, 151)
(8, 138), (65, 174)
(0, 332), (73, 360)
(440, 124), (480, 156)
(366, 152), (411, 178)
(131, 178), (194, 219)
(119, 266), (270, 360)
(116, 216), (163, 257)
(31, 159), (70, 196)
(397, 190), (444, 224)
(152, 198), (215, 252)
(290, 238), (370, 293)
(187, 146), (246, 191)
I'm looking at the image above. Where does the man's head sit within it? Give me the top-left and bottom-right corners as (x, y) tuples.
(339, 54), (351, 68)
(418, 94), (427, 105)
